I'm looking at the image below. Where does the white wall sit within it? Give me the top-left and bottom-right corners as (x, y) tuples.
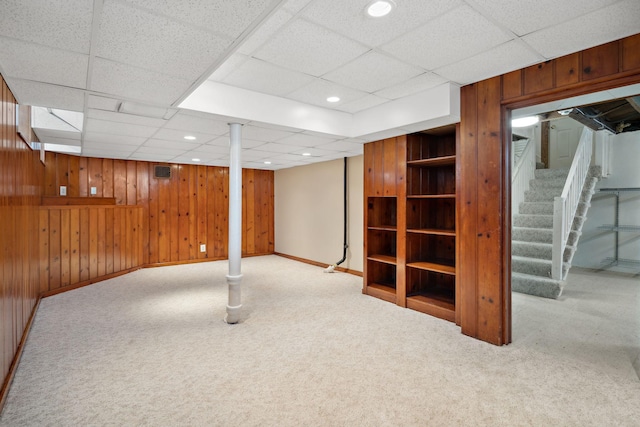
(573, 130), (640, 272)
(274, 156), (363, 272)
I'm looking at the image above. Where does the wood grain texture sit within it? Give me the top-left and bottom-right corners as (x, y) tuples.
(43, 153), (274, 265)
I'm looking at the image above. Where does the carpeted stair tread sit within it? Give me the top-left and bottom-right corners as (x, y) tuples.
(512, 255), (568, 278)
(513, 214), (553, 228)
(512, 271), (564, 299)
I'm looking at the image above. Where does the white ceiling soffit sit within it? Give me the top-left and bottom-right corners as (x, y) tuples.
(0, 0), (639, 170)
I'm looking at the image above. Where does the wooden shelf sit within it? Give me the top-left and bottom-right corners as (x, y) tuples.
(406, 292), (455, 322)
(368, 225), (397, 232)
(406, 261), (455, 275)
(407, 228), (456, 237)
(407, 194), (456, 199)
(366, 283), (397, 303)
(407, 155), (456, 167)
(367, 254), (397, 265)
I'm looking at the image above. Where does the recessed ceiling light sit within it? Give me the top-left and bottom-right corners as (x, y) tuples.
(511, 116), (539, 128)
(192, 158), (200, 162)
(302, 152), (311, 156)
(327, 96), (340, 103)
(264, 161), (272, 165)
(184, 135), (196, 140)
(366, 0), (395, 17)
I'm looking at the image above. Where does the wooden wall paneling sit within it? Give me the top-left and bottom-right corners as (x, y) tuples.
(474, 77), (506, 345)
(126, 161), (137, 205)
(382, 138), (397, 197)
(78, 157), (88, 197)
(56, 154), (69, 196)
(104, 208), (114, 274)
(44, 151), (57, 196)
(523, 61), (554, 95)
(79, 207), (90, 282)
(197, 165), (207, 259)
(113, 160), (127, 205)
(188, 165), (197, 260)
(395, 135), (407, 307)
(157, 171), (170, 263)
(554, 53), (580, 88)
(102, 159), (114, 198)
(112, 206), (122, 272)
(178, 165), (190, 260)
(60, 209), (71, 287)
(70, 208), (80, 283)
(38, 209), (49, 294)
(458, 83), (479, 339)
(581, 41), (619, 81)
(125, 207), (132, 270)
(136, 162), (149, 264)
(68, 155), (80, 197)
(267, 171), (275, 253)
(244, 168), (256, 255)
(169, 165), (180, 262)
(502, 70), (522, 100)
(206, 167), (217, 258)
(89, 208), (99, 279)
(372, 140), (383, 196)
(148, 166), (160, 264)
(214, 168), (229, 258)
(48, 209), (61, 290)
(88, 157), (102, 198)
(621, 34), (640, 71)
(97, 208), (106, 277)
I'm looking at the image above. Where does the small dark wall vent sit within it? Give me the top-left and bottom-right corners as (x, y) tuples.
(154, 165), (171, 179)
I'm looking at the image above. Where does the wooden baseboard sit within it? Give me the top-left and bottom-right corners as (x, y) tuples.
(0, 297), (41, 413)
(144, 252), (274, 269)
(41, 267), (142, 298)
(274, 252), (363, 277)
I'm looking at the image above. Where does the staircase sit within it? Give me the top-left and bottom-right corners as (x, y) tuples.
(512, 166), (601, 298)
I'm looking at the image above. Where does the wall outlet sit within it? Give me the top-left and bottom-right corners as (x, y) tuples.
(90, 186), (97, 195)
(200, 244), (206, 253)
(59, 186), (67, 196)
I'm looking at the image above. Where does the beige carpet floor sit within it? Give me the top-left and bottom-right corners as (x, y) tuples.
(1, 255), (639, 426)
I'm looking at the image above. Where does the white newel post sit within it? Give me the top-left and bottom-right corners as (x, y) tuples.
(226, 122), (243, 324)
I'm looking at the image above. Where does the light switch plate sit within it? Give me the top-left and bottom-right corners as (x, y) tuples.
(59, 186), (67, 196)
(200, 244), (206, 253)
(90, 186), (97, 195)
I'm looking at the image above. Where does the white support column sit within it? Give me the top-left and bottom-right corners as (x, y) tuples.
(225, 122), (243, 324)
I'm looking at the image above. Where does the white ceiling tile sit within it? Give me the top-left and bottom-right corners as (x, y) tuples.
(470, 0), (619, 37)
(314, 139), (364, 152)
(128, 152), (176, 161)
(87, 109), (167, 128)
(222, 58), (315, 96)
(151, 128), (216, 144)
(381, 5), (512, 70)
(135, 146), (188, 156)
(33, 129), (81, 142)
(85, 118), (158, 138)
(521, 0), (640, 59)
(0, 38), (88, 89)
(244, 161), (276, 170)
(82, 149), (132, 159)
(282, 0), (313, 14)
(253, 18), (368, 76)
(435, 41), (542, 85)
(238, 150), (271, 161)
(98, 1), (230, 81)
(191, 144), (231, 155)
(37, 135), (82, 147)
(164, 112), (231, 135)
(323, 51), (423, 93)
(253, 142), (301, 154)
(0, 0), (93, 53)
(301, 0), (463, 47)
(291, 147), (341, 157)
(238, 9), (294, 55)
(142, 139), (200, 150)
(90, 58), (191, 105)
(287, 79), (369, 108)
(333, 94), (389, 114)
(241, 125), (294, 142)
(87, 95), (119, 111)
(5, 79), (84, 111)
(207, 53), (250, 82)
(240, 139), (269, 149)
(82, 141), (140, 153)
(276, 133), (338, 147)
(83, 132), (146, 147)
(374, 72), (448, 100)
(121, 0), (276, 40)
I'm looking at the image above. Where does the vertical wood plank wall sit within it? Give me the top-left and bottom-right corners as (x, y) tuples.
(42, 152), (275, 266)
(1, 76), (43, 394)
(458, 34), (640, 345)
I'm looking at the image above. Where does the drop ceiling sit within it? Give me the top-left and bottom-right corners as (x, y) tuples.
(0, 0), (638, 170)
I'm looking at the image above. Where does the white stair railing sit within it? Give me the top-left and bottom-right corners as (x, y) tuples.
(512, 138), (535, 216)
(551, 127), (593, 280)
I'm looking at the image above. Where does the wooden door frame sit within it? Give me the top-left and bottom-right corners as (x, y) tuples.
(459, 34), (640, 345)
